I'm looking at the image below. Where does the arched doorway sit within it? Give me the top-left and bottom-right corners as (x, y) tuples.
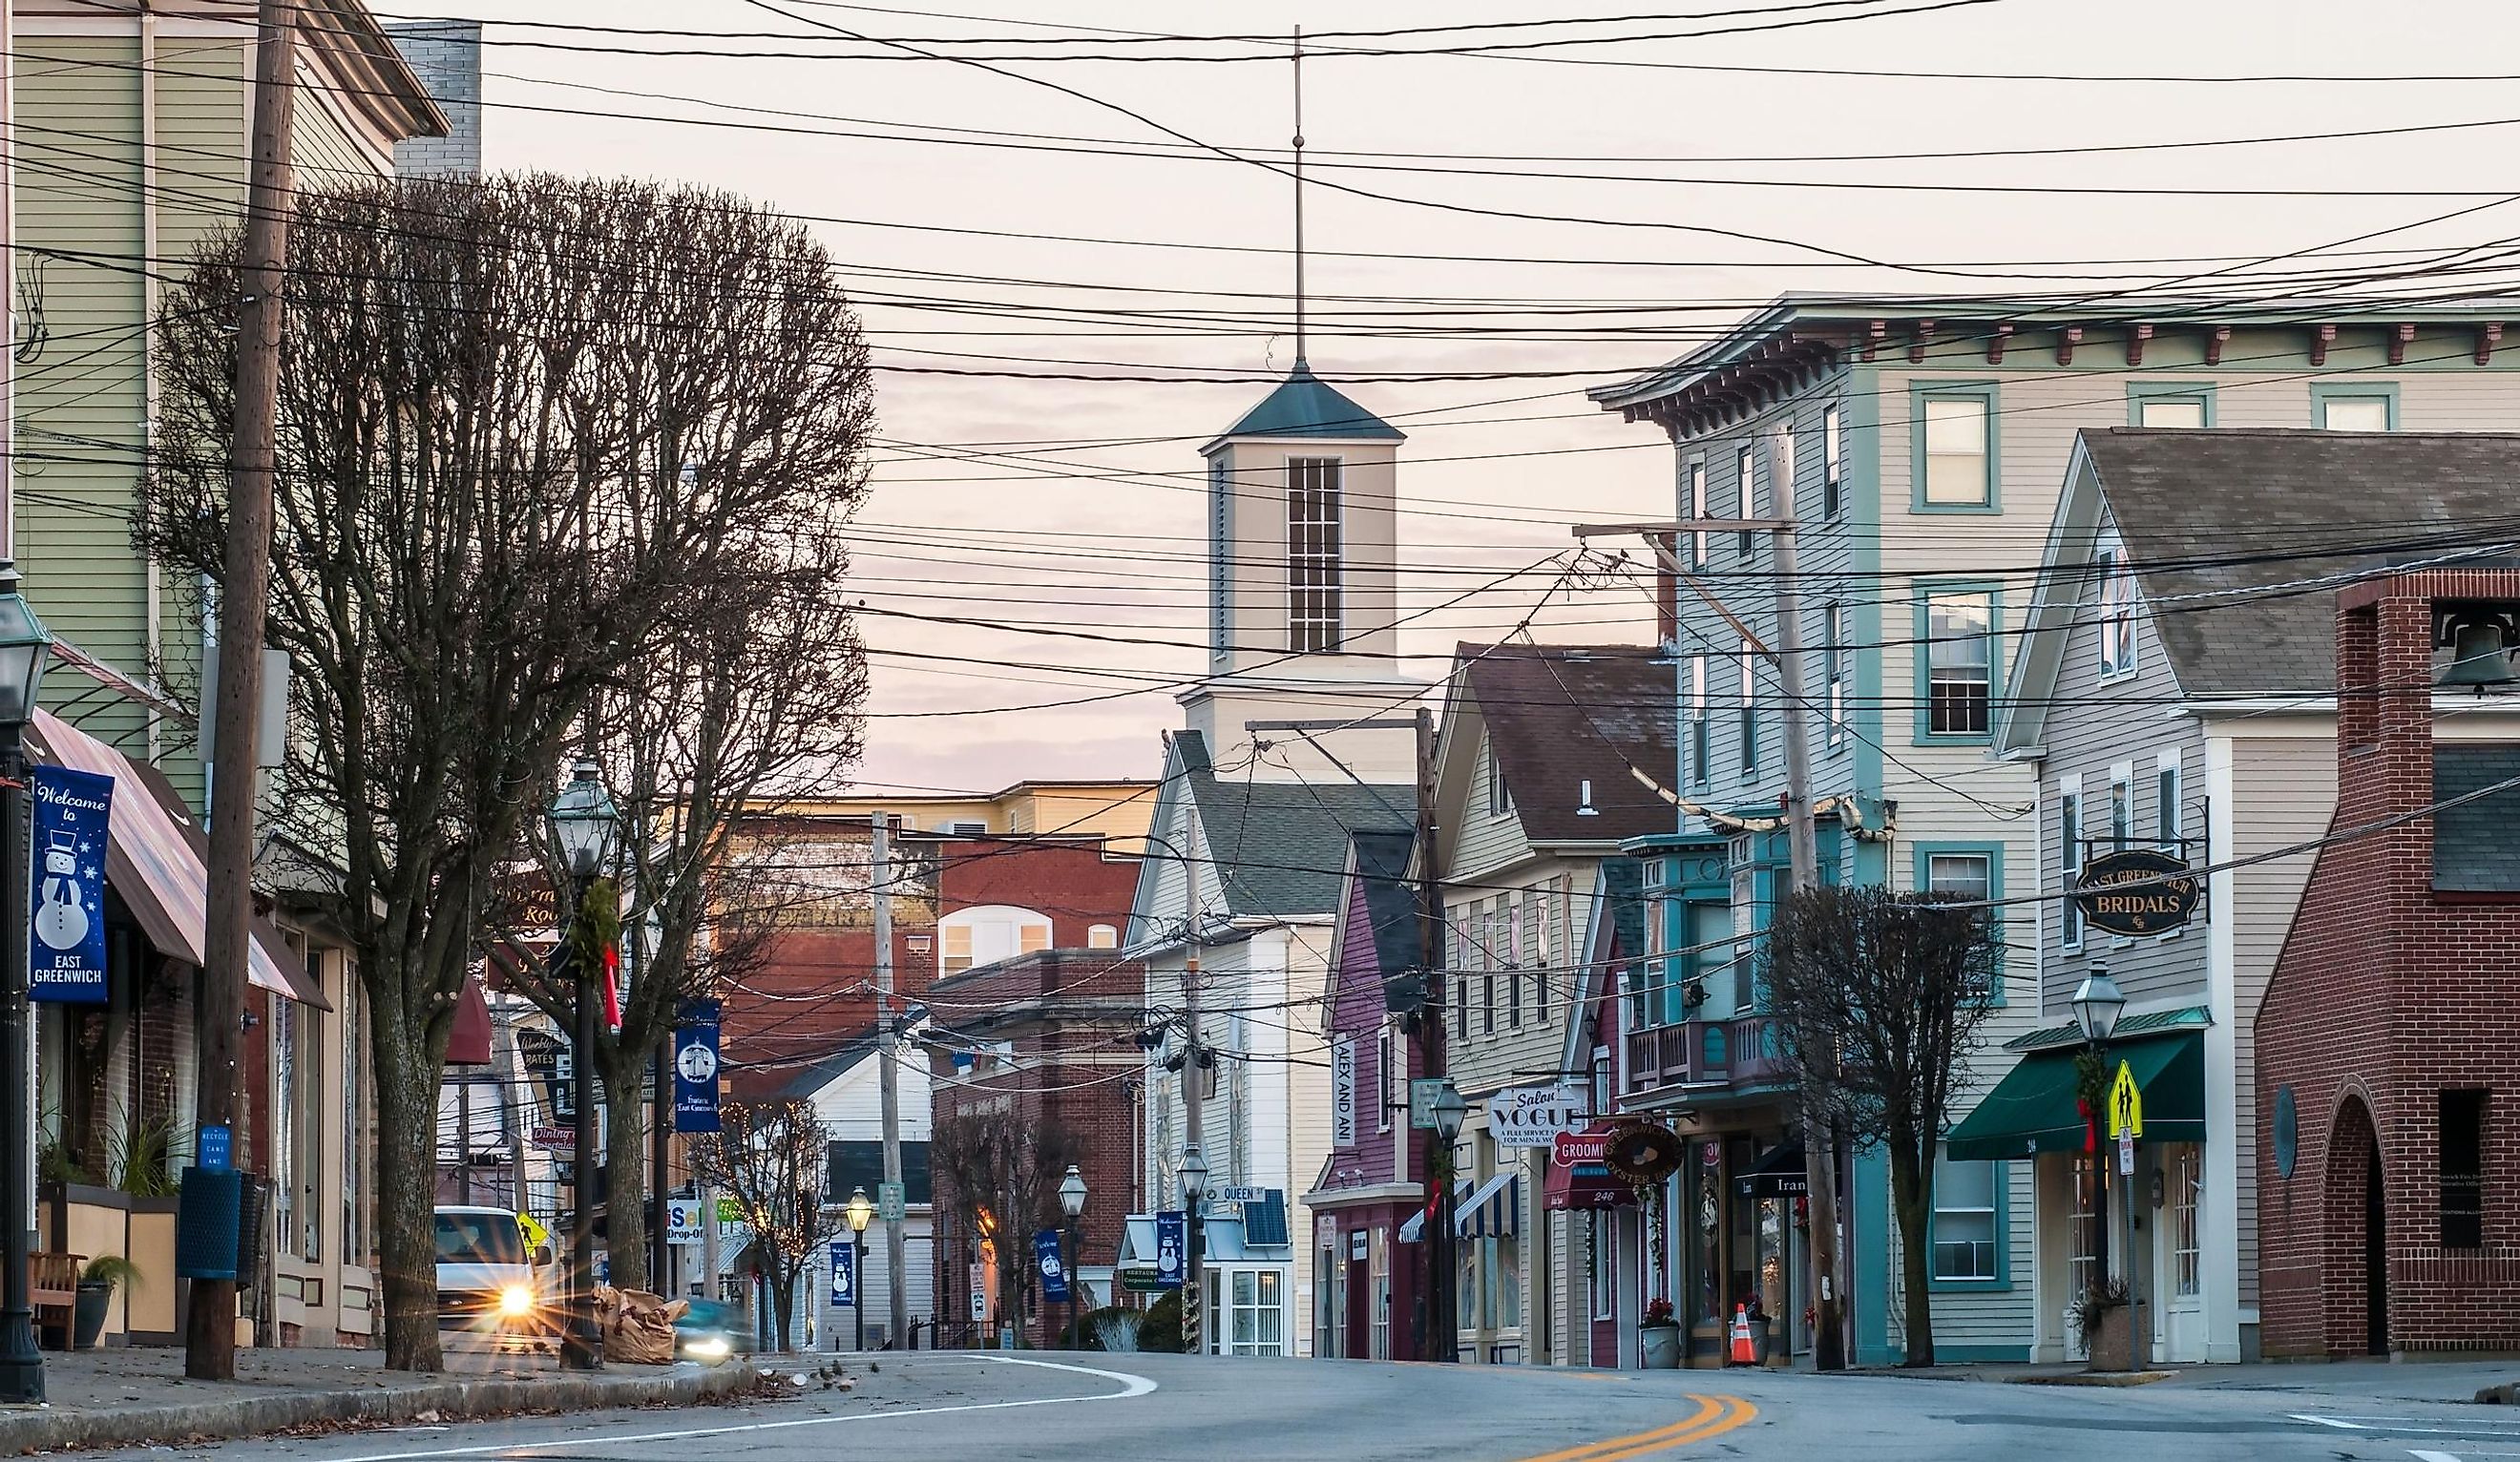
(2323, 1097), (2386, 1356)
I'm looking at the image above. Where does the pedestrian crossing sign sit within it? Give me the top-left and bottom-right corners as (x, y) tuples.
(2108, 1060), (2144, 1139)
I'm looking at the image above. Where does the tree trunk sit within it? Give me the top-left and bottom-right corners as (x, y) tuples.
(371, 1010), (446, 1371)
(1887, 1138), (1936, 1368)
(599, 1047), (648, 1294)
(768, 1266), (796, 1352)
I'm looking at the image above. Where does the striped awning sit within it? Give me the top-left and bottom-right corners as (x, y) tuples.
(1396, 1180), (1468, 1243)
(1456, 1174), (1520, 1239)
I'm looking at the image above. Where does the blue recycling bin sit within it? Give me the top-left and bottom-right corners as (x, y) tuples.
(176, 1167), (243, 1282)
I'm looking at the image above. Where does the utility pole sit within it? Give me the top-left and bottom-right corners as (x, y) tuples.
(191, 0), (294, 1383)
(1179, 844), (1202, 1355)
(1413, 706), (1454, 1363)
(872, 813), (908, 1348)
(1570, 425), (1848, 1371)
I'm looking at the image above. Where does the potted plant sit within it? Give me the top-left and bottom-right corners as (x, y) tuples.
(2068, 1276), (2134, 1372)
(1639, 1296), (1682, 1369)
(74, 1254), (139, 1350)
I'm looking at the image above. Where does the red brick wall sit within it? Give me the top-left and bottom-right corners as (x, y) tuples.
(922, 950), (1145, 1347)
(2257, 574), (2520, 1356)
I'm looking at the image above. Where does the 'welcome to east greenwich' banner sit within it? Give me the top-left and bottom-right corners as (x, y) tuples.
(30, 765), (112, 1004)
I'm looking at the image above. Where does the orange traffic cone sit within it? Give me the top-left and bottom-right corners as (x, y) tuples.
(1729, 1305), (1755, 1366)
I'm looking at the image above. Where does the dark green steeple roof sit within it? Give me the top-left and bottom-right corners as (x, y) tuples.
(1212, 365), (1404, 446)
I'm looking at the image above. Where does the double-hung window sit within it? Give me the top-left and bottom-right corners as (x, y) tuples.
(1920, 390), (1993, 508)
(2156, 756), (2183, 852)
(2097, 536), (2139, 678)
(1931, 1152), (2001, 1284)
(2060, 784), (2085, 950)
(1821, 405), (1843, 520)
(1738, 638), (1758, 773)
(2110, 767), (2133, 850)
(1688, 460), (1708, 569)
(1486, 740), (1512, 820)
(1824, 602), (1845, 749)
(1690, 656), (1710, 786)
(1287, 457), (1343, 652)
(1924, 591), (1994, 738)
(1734, 445), (1756, 556)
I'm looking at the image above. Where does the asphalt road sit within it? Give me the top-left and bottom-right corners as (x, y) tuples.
(90, 1353), (2520, 1462)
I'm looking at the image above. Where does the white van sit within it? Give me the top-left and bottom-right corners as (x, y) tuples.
(433, 1205), (551, 1342)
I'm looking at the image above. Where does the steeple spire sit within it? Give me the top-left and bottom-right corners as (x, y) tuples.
(1292, 26), (1307, 370)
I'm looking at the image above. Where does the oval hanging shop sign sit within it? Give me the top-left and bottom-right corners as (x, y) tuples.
(2073, 848), (2202, 937)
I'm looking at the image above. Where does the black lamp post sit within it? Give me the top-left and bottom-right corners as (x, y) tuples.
(1429, 1078), (1468, 1366)
(1179, 1143), (1207, 1356)
(0, 569), (51, 1404)
(549, 755), (620, 1371)
(2071, 968), (2127, 1289)
(845, 1185), (872, 1351)
(1058, 1163), (1086, 1350)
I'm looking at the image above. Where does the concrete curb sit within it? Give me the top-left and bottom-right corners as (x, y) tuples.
(2006, 1369), (2176, 1389)
(0, 1363), (751, 1454)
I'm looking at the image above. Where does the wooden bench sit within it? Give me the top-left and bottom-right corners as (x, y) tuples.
(32, 1252), (82, 1350)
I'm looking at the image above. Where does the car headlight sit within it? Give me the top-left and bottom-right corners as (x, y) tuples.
(497, 1284), (536, 1317)
(686, 1335), (730, 1360)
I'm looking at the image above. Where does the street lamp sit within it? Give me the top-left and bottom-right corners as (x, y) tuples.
(0, 568), (50, 1405)
(2071, 968), (2126, 1294)
(1429, 1079), (1469, 1366)
(548, 755), (619, 1371)
(846, 1185), (872, 1351)
(1058, 1164), (1087, 1350)
(1179, 1143), (1208, 1356)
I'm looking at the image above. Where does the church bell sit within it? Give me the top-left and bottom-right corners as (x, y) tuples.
(2440, 619), (2520, 692)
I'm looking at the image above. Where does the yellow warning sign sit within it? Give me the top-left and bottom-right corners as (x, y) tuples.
(2108, 1060), (2144, 1139)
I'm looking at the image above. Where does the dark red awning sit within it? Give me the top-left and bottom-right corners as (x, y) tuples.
(446, 974), (494, 1065)
(1545, 1126), (1637, 1211)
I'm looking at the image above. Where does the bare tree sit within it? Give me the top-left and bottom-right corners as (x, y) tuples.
(498, 529), (868, 1291)
(1761, 885), (2002, 1368)
(932, 1104), (1082, 1343)
(139, 174), (873, 1368)
(689, 1099), (839, 1351)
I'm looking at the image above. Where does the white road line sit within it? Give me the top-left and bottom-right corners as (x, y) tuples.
(305, 1355), (1158, 1462)
(2299, 1414), (2372, 1430)
(2410, 1450), (2466, 1462)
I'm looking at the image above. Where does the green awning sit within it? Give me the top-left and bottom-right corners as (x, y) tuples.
(1945, 1032), (2206, 1162)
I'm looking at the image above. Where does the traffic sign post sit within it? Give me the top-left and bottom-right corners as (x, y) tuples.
(2108, 1061), (2144, 1140)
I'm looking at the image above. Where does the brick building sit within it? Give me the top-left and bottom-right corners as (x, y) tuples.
(2258, 565), (2520, 1357)
(924, 949), (1147, 1347)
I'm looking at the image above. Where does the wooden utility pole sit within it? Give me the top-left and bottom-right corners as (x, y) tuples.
(190, 0), (294, 1382)
(872, 813), (908, 1347)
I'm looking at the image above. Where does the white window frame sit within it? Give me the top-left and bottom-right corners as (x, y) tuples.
(1486, 737), (1512, 820)
(1687, 459), (1708, 568)
(1738, 637), (1757, 774)
(1287, 456), (1343, 653)
(2059, 773), (2085, 953)
(2096, 533), (2139, 679)
(2172, 1144), (2202, 1298)
(1825, 602), (1845, 748)
(1690, 655), (1710, 786)
(1922, 394), (1992, 507)
(1822, 404), (1843, 519)
(1930, 1150), (1999, 1283)
(1734, 444), (1756, 557)
(1086, 923), (1119, 950)
(1376, 1023), (1396, 1135)
(1925, 590), (1995, 738)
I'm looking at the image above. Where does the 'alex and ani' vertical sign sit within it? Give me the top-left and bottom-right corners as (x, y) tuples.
(29, 766), (112, 1004)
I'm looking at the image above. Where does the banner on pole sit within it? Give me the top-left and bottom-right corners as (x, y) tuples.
(1153, 1211), (1186, 1290)
(673, 1000), (723, 1133)
(830, 1240), (855, 1305)
(29, 766), (111, 1004)
(1035, 1229), (1070, 1304)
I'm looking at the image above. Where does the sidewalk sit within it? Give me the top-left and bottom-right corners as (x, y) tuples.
(0, 1342), (753, 1452)
(1855, 1356), (2520, 1404)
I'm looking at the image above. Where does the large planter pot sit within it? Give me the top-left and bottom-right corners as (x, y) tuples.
(73, 1282), (111, 1350)
(2083, 1305), (2134, 1373)
(1639, 1323), (1683, 1369)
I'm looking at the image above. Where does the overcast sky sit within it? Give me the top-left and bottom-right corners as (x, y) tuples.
(381, 0), (2520, 791)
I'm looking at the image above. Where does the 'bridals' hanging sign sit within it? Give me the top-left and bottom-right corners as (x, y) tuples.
(30, 766), (112, 1004)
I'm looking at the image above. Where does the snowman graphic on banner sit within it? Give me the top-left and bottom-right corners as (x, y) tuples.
(28, 765), (113, 1004)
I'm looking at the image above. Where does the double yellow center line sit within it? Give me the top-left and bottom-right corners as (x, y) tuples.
(1515, 1393), (1758, 1462)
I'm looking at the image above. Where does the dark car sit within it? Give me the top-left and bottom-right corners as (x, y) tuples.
(674, 1297), (750, 1365)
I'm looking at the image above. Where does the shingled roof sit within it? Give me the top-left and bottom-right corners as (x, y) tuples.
(1174, 732), (1415, 918)
(2078, 428), (2520, 698)
(1455, 643), (1679, 845)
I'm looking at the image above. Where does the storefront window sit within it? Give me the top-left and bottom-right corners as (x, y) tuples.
(1726, 1138), (1757, 1319)
(1499, 1229), (1522, 1330)
(1228, 1269), (1284, 1356)
(1370, 1227), (1390, 1359)
(1318, 1240), (1338, 1358)
(2069, 1156), (2101, 1303)
(1587, 1211), (1616, 1321)
(1692, 1159), (1721, 1326)
(1458, 1233), (1481, 1340)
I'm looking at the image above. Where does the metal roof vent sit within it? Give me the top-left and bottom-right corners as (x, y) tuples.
(1577, 779), (1600, 817)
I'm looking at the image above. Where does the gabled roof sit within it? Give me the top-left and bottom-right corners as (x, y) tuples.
(1336, 829), (1423, 986)
(1131, 732), (1415, 930)
(1207, 365), (1404, 450)
(2002, 428), (2520, 752)
(1447, 643), (1678, 848)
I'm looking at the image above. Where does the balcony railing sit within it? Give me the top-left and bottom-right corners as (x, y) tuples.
(1621, 1014), (1786, 1097)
